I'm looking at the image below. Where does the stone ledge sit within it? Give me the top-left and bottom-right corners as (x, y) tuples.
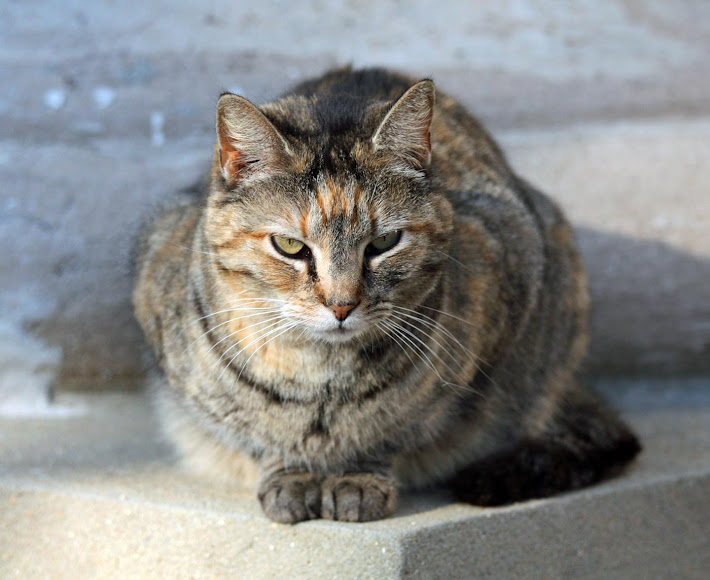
(1, 381), (708, 578)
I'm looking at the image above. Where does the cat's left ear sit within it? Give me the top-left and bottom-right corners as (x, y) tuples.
(216, 93), (292, 187)
(371, 80), (435, 170)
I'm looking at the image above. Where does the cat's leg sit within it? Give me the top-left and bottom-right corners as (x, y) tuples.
(152, 380), (260, 486)
(321, 464), (398, 522)
(451, 385), (641, 506)
(257, 460), (323, 524)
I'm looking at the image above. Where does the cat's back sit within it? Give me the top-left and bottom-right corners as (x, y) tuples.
(289, 67), (416, 102)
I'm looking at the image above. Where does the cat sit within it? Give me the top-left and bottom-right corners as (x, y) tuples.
(133, 67), (641, 523)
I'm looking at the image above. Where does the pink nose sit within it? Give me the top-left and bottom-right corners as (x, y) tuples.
(331, 302), (359, 322)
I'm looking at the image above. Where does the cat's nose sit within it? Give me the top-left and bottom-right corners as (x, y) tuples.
(331, 301), (360, 322)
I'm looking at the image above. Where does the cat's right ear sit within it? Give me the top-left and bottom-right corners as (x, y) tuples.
(371, 80), (435, 171)
(216, 94), (291, 187)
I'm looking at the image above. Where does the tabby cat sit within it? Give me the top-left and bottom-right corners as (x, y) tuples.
(133, 67), (640, 523)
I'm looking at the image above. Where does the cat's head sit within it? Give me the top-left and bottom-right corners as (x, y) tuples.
(204, 79), (453, 344)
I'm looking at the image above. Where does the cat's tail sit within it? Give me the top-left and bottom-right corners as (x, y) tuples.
(449, 385), (641, 506)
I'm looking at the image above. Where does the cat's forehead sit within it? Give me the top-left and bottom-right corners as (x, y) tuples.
(260, 171), (401, 246)
(311, 175), (359, 219)
(303, 174), (374, 242)
(264, 94), (376, 139)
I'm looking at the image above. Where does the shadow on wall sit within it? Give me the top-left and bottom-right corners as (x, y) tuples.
(576, 227), (710, 377)
(31, 221), (710, 389)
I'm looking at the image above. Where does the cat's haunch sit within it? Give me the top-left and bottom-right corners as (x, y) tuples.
(133, 67), (640, 523)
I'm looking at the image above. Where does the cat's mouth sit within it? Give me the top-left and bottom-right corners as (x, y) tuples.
(310, 322), (364, 343)
(284, 304), (368, 344)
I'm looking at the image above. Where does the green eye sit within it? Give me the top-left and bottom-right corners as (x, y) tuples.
(272, 236), (308, 258)
(367, 231), (402, 256)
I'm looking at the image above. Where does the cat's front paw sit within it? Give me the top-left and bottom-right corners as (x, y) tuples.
(257, 472), (322, 523)
(321, 473), (397, 522)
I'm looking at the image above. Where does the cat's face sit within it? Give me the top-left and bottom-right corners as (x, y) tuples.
(204, 81), (452, 344)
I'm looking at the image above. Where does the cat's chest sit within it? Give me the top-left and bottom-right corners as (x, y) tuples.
(202, 345), (446, 464)
(182, 329), (448, 462)
(242, 341), (365, 401)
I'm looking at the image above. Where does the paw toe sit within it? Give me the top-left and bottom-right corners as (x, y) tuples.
(258, 473), (322, 523)
(322, 474), (396, 522)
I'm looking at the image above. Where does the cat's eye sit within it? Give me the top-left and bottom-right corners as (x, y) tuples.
(272, 235), (310, 259)
(366, 231), (402, 257)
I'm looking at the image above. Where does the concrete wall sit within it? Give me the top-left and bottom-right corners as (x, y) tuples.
(1, 1), (709, 389)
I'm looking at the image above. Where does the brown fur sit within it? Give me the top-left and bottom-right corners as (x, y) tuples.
(133, 67), (640, 523)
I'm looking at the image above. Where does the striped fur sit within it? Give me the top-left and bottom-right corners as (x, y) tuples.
(133, 68), (640, 523)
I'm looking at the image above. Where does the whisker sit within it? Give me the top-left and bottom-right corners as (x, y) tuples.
(417, 304), (477, 331)
(168, 242), (216, 257)
(237, 321), (299, 381)
(383, 318), (482, 398)
(381, 319), (441, 379)
(200, 298), (288, 316)
(172, 294), (287, 341)
(435, 249), (479, 276)
(388, 311), (468, 373)
(180, 309), (285, 356)
(208, 317), (285, 371)
(209, 318), (290, 386)
(384, 318), (456, 380)
(376, 321), (420, 374)
(391, 306), (483, 366)
(397, 304), (496, 372)
(200, 313), (288, 359)
(392, 305), (494, 392)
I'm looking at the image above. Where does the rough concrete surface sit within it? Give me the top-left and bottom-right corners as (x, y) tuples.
(1, 381), (709, 578)
(2, 3), (709, 578)
(1, 0), (709, 386)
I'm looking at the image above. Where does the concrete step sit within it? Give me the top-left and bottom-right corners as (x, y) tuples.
(1, 380), (709, 579)
(4, 1), (709, 135)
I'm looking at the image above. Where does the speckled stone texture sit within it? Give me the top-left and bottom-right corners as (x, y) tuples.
(2, 3), (709, 578)
(1, 381), (709, 578)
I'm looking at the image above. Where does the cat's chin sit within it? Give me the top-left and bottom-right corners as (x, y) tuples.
(309, 326), (363, 345)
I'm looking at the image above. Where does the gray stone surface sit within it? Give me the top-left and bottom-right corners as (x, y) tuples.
(3, 3), (708, 577)
(1, 380), (709, 578)
(1, 1), (709, 383)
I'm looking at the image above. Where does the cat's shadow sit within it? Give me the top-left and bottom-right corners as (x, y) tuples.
(566, 226), (709, 377)
(394, 487), (459, 517)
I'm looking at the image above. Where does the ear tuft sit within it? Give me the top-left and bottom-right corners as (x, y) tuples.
(371, 80), (435, 170)
(216, 94), (290, 186)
